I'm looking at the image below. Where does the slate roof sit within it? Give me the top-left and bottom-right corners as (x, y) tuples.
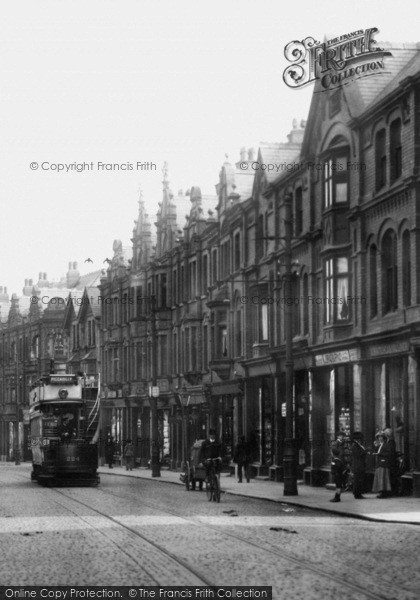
(359, 44), (420, 116)
(258, 142), (301, 183)
(231, 169), (255, 200)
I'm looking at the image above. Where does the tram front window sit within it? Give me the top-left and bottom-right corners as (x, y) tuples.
(58, 407), (79, 442)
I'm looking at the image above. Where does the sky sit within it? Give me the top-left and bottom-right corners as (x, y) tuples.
(1, 0), (420, 297)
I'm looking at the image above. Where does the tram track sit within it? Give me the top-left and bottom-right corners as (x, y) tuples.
(54, 481), (413, 600)
(8, 468), (417, 599)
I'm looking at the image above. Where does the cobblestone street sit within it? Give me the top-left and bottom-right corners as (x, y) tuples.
(0, 464), (419, 600)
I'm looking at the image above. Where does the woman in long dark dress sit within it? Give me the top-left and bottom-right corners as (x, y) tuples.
(372, 432), (392, 498)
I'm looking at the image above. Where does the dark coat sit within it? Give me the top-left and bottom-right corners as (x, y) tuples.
(381, 438), (397, 472)
(331, 439), (347, 475)
(351, 441), (367, 474)
(199, 438), (222, 462)
(375, 440), (395, 470)
(105, 439), (115, 460)
(234, 440), (251, 464)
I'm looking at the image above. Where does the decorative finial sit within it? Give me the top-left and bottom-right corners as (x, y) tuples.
(162, 161), (169, 189)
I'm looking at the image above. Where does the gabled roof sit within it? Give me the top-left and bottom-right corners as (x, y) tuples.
(301, 43), (420, 158)
(258, 142), (301, 184)
(353, 44), (420, 115)
(358, 45), (420, 118)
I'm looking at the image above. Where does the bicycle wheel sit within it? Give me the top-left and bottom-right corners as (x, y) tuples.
(206, 478), (213, 501)
(214, 476), (221, 503)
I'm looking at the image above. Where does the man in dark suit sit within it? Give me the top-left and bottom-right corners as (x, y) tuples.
(234, 436), (251, 483)
(199, 428), (222, 473)
(351, 431), (367, 499)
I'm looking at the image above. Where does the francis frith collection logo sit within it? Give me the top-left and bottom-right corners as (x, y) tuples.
(283, 27), (392, 91)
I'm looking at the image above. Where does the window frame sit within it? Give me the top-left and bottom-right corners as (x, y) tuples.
(323, 149), (349, 208)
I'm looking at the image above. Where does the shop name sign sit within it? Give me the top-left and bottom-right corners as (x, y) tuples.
(283, 28), (392, 90)
(315, 349), (359, 366)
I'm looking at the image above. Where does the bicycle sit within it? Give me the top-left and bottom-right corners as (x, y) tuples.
(205, 458), (221, 503)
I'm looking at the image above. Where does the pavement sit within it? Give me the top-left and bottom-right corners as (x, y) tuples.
(98, 465), (420, 525)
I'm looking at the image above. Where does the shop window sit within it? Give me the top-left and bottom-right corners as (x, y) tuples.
(390, 118), (402, 183)
(375, 129), (386, 191)
(325, 257), (349, 323)
(381, 230), (398, 314)
(369, 245), (378, 318)
(402, 230), (411, 306)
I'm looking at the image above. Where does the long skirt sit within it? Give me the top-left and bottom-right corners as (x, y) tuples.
(372, 466), (391, 492)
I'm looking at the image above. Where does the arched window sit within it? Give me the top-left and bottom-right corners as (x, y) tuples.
(375, 129), (386, 191)
(402, 230), (411, 306)
(390, 118), (402, 183)
(322, 137), (349, 208)
(382, 230), (398, 313)
(369, 245), (378, 318)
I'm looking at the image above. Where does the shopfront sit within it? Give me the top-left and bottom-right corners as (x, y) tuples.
(308, 349), (359, 485)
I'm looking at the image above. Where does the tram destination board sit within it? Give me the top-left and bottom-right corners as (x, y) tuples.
(0, 587), (272, 599)
(47, 375), (78, 385)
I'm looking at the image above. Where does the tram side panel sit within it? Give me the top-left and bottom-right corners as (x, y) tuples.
(29, 376), (99, 485)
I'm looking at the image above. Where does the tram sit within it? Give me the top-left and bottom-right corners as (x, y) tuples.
(29, 372), (99, 486)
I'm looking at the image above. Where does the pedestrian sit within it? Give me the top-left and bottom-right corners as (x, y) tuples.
(330, 430), (347, 502)
(105, 435), (115, 469)
(383, 427), (397, 496)
(199, 428), (222, 475)
(351, 431), (367, 499)
(234, 435), (251, 483)
(123, 438), (135, 471)
(372, 431), (392, 498)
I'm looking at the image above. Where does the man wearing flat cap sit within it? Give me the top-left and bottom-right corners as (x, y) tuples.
(351, 431), (367, 499)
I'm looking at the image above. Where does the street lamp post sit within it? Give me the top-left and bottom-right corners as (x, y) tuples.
(283, 193), (298, 495)
(150, 295), (161, 477)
